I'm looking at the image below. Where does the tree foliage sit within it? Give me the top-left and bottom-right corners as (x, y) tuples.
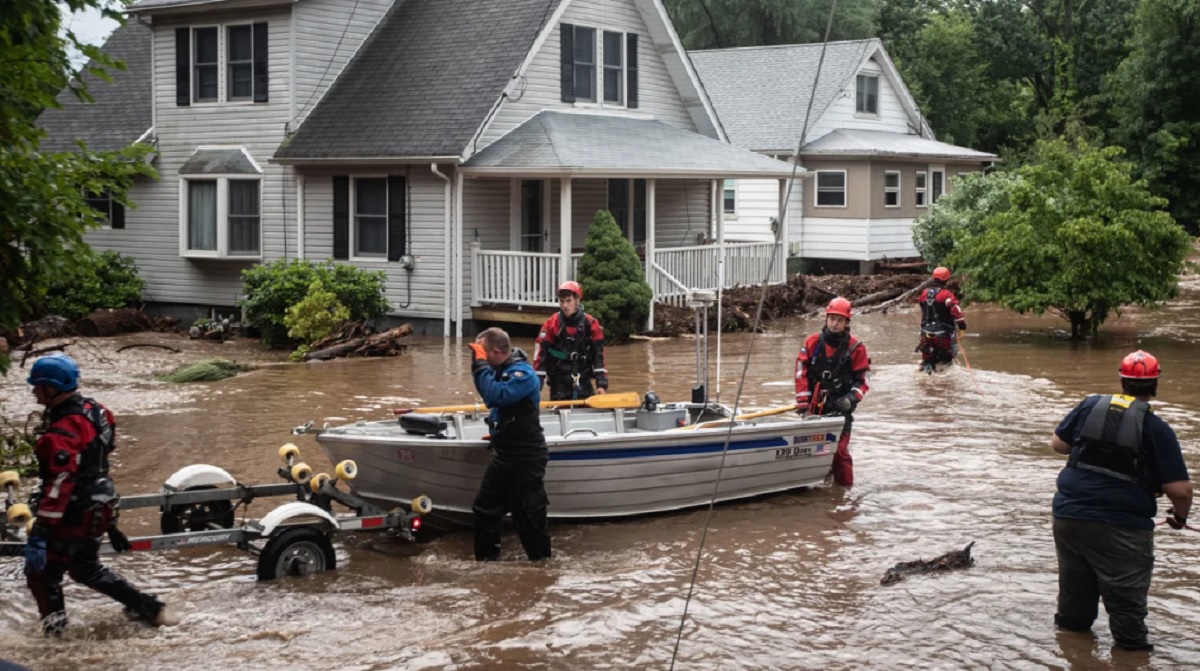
(43, 250), (144, 321)
(576, 210), (653, 343)
(913, 139), (1190, 338)
(664, 0), (878, 49)
(284, 279), (351, 360)
(240, 259), (389, 347)
(0, 0), (156, 375)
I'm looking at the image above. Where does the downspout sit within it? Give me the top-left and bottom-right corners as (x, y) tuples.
(296, 174), (305, 259)
(455, 170), (465, 338)
(431, 163), (452, 337)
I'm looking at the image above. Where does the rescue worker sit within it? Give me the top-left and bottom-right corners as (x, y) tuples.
(795, 297), (871, 486)
(23, 355), (177, 637)
(916, 267), (967, 373)
(1050, 350), (1192, 652)
(468, 328), (552, 561)
(534, 281), (608, 401)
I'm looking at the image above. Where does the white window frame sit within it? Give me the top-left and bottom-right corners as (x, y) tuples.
(83, 190), (116, 229)
(178, 175), (263, 259)
(350, 175), (389, 262)
(883, 170), (901, 208)
(722, 179), (737, 217)
(190, 22), (259, 105)
(915, 171), (928, 208)
(814, 170), (847, 208)
(601, 29), (627, 108)
(855, 74), (879, 116)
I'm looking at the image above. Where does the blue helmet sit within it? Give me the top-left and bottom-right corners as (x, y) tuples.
(26, 354), (80, 392)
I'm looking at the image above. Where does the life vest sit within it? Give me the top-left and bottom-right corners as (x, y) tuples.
(1069, 394), (1154, 491)
(805, 331), (862, 401)
(41, 395), (118, 533)
(920, 285), (955, 333)
(546, 311), (596, 374)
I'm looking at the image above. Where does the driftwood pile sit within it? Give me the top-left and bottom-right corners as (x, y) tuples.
(650, 273), (939, 336)
(880, 542), (976, 585)
(302, 321), (413, 361)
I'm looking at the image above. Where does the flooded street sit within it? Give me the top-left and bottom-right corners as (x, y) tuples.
(2, 287), (1199, 671)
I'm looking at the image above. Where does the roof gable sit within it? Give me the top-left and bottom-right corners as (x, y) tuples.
(37, 21), (153, 153)
(275, 0), (560, 161)
(690, 38), (927, 153)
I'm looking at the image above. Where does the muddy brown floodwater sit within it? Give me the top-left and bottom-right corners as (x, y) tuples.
(2, 283), (1198, 671)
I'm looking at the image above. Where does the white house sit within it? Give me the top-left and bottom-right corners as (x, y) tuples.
(690, 39), (997, 272)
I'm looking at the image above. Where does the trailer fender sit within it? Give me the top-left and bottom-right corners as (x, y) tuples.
(163, 465), (237, 492)
(258, 502), (340, 537)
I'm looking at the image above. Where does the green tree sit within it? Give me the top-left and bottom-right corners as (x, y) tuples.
(914, 139), (1190, 339)
(664, 0), (879, 49)
(0, 0), (156, 374)
(576, 210), (653, 342)
(1111, 0), (1200, 234)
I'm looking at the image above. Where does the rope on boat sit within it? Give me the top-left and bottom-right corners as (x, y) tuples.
(668, 2), (842, 667)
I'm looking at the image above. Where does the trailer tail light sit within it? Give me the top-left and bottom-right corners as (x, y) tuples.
(410, 516), (422, 532)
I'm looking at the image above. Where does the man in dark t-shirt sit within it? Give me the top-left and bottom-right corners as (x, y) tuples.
(1049, 350), (1192, 652)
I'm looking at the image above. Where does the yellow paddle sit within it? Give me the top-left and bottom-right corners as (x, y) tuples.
(673, 404), (797, 431)
(394, 391), (642, 415)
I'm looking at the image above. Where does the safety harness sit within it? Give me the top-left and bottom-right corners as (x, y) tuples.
(546, 311), (597, 399)
(920, 285), (955, 333)
(805, 331), (861, 411)
(40, 395), (118, 535)
(1070, 394), (1154, 492)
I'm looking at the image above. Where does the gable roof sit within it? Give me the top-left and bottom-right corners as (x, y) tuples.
(274, 0), (560, 162)
(801, 129), (996, 160)
(37, 21), (153, 153)
(462, 111), (798, 177)
(689, 38), (923, 154)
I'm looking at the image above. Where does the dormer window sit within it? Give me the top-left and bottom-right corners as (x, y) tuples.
(856, 74), (878, 115)
(175, 23), (268, 106)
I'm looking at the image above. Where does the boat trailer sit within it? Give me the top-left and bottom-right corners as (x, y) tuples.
(0, 444), (432, 581)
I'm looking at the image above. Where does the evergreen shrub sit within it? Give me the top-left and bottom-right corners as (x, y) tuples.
(241, 259), (389, 347)
(576, 210), (653, 342)
(43, 250), (144, 321)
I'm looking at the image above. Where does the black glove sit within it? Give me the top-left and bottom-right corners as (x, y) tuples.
(834, 394), (858, 414)
(1166, 508), (1187, 530)
(108, 525), (132, 553)
(956, 320), (967, 332)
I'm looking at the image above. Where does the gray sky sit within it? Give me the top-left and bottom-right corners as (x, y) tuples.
(61, 5), (121, 67)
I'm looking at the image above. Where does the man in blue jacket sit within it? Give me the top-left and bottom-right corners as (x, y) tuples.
(468, 327), (551, 561)
(1050, 350), (1192, 652)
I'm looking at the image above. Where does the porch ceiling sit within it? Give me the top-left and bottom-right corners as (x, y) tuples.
(461, 111), (803, 179)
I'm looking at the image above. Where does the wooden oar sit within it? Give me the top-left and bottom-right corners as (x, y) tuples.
(673, 404), (797, 431)
(394, 391), (641, 415)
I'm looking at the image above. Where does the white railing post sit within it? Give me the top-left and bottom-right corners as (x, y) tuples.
(470, 241), (481, 307)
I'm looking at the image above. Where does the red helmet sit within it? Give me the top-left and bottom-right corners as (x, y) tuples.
(825, 297), (852, 320)
(1119, 350), (1160, 379)
(932, 267), (951, 282)
(557, 281), (582, 300)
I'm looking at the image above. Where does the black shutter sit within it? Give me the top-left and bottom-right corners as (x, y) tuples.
(627, 33), (638, 109)
(333, 176), (349, 260)
(253, 22), (269, 103)
(111, 200), (126, 229)
(387, 176), (407, 262)
(175, 28), (190, 106)
(560, 24), (575, 103)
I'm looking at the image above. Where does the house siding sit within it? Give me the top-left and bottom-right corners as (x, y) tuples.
(655, 179), (711, 248)
(86, 9), (297, 309)
(476, 0), (698, 151)
(291, 0), (394, 129)
(806, 59), (915, 144)
(802, 160), (870, 219)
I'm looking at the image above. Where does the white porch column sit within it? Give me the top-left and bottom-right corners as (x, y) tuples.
(779, 177), (789, 282)
(559, 177), (572, 285)
(715, 178), (725, 399)
(646, 178), (657, 331)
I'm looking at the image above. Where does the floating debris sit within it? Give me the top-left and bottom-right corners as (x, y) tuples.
(881, 542), (976, 585)
(158, 358), (250, 383)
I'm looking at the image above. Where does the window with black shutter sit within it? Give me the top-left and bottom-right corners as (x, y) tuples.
(175, 28), (190, 106)
(178, 22), (268, 104)
(560, 24), (637, 108)
(193, 27), (219, 103)
(227, 25), (253, 101)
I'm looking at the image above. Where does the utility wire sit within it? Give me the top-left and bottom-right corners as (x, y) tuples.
(667, 1), (841, 667)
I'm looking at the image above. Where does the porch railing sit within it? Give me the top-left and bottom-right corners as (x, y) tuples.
(470, 242), (783, 308)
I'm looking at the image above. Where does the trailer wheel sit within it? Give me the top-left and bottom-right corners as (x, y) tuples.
(160, 485), (235, 534)
(256, 526), (336, 581)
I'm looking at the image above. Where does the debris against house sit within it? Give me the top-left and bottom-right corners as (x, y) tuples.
(650, 273), (930, 336)
(74, 307), (154, 337)
(302, 322), (413, 362)
(880, 542), (976, 585)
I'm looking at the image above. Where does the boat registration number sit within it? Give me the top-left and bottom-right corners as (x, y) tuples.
(775, 445), (812, 460)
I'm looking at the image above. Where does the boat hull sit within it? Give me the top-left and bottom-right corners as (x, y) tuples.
(315, 408), (844, 527)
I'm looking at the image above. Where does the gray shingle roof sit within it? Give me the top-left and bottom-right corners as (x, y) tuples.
(689, 39), (879, 153)
(801, 129), (997, 159)
(37, 21), (153, 153)
(128, 0), (292, 12)
(462, 111), (800, 177)
(275, 0), (559, 161)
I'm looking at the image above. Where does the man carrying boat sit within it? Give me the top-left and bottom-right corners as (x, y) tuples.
(23, 355), (178, 636)
(468, 327), (552, 561)
(794, 297), (871, 486)
(534, 281), (608, 401)
(915, 267), (967, 374)
(1049, 350), (1192, 652)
